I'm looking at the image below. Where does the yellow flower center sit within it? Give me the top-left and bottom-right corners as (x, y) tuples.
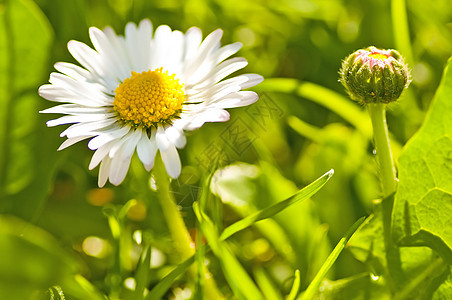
(113, 68), (184, 128)
(369, 53), (389, 61)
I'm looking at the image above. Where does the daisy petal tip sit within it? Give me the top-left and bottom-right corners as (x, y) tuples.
(247, 92), (259, 104)
(98, 180), (106, 188)
(214, 28), (224, 37)
(219, 110), (231, 122)
(253, 74), (264, 85)
(144, 163), (154, 172)
(169, 171), (180, 179)
(139, 18), (152, 27)
(109, 179), (122, 186)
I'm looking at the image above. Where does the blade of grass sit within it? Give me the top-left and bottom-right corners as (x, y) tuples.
(219, 169), (334, 241)
(300, 216), (366, 300)
(194, 202), (265, 300)
(70, 275), (107, 300)
(145, 255), (195, 300)
(286, 269), (301, 300)
(129, 244), (151, 300)
(253, 267), (284, 300)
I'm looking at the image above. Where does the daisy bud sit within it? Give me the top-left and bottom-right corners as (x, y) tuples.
(339, 46), (410, 104)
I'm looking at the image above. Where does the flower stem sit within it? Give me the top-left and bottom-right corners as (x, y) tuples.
(153, 157), (224, 299)
(368, 103), (397, 197)
(368, 103), (403, 289)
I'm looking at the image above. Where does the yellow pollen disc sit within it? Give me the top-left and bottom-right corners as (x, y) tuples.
(369, 53), (389, 61)
(113, 67), (184, 128)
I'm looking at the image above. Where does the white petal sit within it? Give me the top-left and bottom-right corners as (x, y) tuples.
(164, 30), (185, 74)
(125, 19), (153, 71)
(54, 62), (91, 81)
(39, 85), (106, 107)
(155, 126), (171, 151)
(160, 143), (181, 179)
(102, 27), (132, 80)
(186, 75), (247, 101)
(98, 156), (112, 187)
(183, 29), (223, 78)
(48, 72), (112, 105)
(213, 42), (242, 64)
(183, 108), (230, 131)
(67, 40), (102, 74)
(150, 25), (173, 70)
(60, 118), (117, 138)
(58, 135), (92, 151)
(187, 57), (248, 88)
(183, 27), (202, 62)
(210, 91), (259, 108)
(88, 125), (131, 150)
(67, 40), (118, 91)
(239, 74), (264, 89)
(136, 130), (158, 171)
(109, 146), (133, 185)
(88, 27), (127, 81)
(46, 113), (116, 127)
(89, 140), (115, 170)
(120, 129), (142, 159)
(165, 126), (186, 148)
(186, 42), (243, 84)
(40, 104), (108, 115)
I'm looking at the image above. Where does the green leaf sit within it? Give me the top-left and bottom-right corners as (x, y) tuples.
(432, 269), (452, 300)
(219, 169), (334, 240)
(392, 57), (452, 262)
(349, 202), (448, 298)
(0, 0), (58, 220)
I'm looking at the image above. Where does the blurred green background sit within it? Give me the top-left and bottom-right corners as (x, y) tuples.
(0, 0), (451, 298)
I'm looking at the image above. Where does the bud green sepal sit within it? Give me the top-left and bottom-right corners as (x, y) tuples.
(339, 46), (411, 104)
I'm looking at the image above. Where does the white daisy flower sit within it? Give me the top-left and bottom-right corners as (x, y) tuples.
(39, 19), (263, 187)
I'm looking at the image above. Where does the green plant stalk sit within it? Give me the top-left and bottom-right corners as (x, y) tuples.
(368, 103), (403, 289)
(368, 103), (397, 197)
(153, 158), (223, 300)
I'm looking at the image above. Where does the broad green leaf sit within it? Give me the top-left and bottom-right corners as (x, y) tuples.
(0, 0), (58, 220)
(432, 270), (452, 300)
(349, 201), (448, 298)
(219, 168), (334, 240)
(393, 257), (448, 300)
(300, 216), (366, 300)
(392, 57), (452, 262)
